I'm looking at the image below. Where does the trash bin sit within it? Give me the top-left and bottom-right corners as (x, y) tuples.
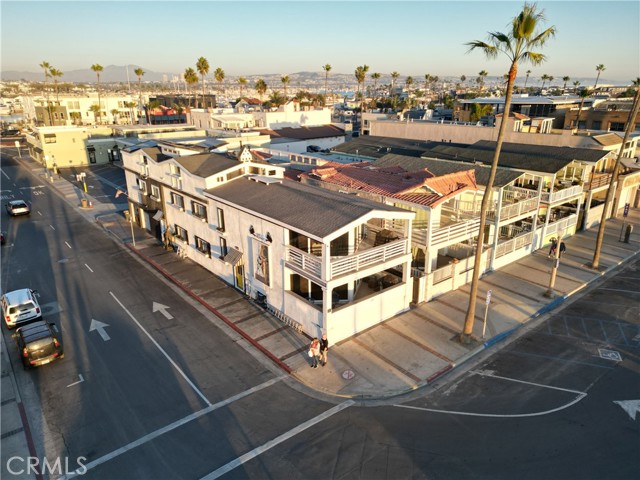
(81, 198), (88, 208)
(624, 224), (633, 243)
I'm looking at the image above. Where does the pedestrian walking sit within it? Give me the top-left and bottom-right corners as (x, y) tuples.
(559, 241), (566, 258)
(319, 333), (329, 367)
(308, 337), (320, 368)
(548, 238), (557, 258)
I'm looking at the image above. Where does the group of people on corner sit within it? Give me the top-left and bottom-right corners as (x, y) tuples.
(548, 237), (567, 258)
(308, 334), (328, 368)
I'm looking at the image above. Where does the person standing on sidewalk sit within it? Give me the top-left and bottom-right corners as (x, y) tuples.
(548, 238), (557, 258)
(559, 241), (566, 258)
(319, 333), (329, 367)
(309, 337), (320, 368)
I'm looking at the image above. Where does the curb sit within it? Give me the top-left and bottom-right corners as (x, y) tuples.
(125, 244), (293, 375)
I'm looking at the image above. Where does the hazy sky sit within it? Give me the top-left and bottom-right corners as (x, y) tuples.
(1, 0), (638, 82)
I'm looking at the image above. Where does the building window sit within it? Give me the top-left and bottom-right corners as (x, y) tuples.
(195, 236), (211, 256)
(220, 237), (228, 257)
(138, 178), (147, 193)
(174, 225), (188, 243)
(171, 192), (184, 209)
(217, 208), (225, 232)
(592, 120), (601, 130)
(151, 184), (161, 200)
(44, 134), (56, 144)
(610, 122), (625, 132)
(192, 201), (207, 219)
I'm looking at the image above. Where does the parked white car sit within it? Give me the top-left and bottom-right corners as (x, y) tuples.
(2, 289), (42, 329)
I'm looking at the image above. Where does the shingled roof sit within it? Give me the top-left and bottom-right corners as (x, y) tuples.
(206, 176), (410, 239)
(174, 152), (241, 177)
(256, 125), (345, 140)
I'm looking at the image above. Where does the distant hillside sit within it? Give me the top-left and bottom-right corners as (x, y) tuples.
(1, 65), (174, 83)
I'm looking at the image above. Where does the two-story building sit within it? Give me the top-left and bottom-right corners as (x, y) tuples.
(121, 144), (416, 343)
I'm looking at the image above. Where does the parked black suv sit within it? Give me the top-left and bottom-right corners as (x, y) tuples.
(15, 320), (64, 368)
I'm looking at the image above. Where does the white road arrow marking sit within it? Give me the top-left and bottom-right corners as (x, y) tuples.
(614, 400), (640, 421)
(89, 319), (111, 341)
(66, 374), (85, 388)
(152, 302), (174, 320)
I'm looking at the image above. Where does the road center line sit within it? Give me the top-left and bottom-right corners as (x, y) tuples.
(65, 241), (72, 249)
(84, 263), (93, 272)
(470, 370), (586, 394)
(109, 291), (211, 406)
(60, 376), (285, 479)
(200, 400), (355, 480)
(394, 394), (586, 418)
(49, 224), (55, 230)
(0, 169), (9, 180)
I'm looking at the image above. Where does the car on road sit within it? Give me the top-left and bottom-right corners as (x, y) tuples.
(2, 288), (42, 329)
(15, 320), (63, 368)
(5, 200), (30, 216)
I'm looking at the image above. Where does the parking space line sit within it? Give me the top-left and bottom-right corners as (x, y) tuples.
(507, 350), (616, 369)
(394, 393), (586, 418)
(61, 376), (285, 479)
(65, 241), (72, 249)
(84, 263), (94, 273)
(471, 370), (586, 394)
(110, 291), (211, 406)
(200, 400), (354, 480)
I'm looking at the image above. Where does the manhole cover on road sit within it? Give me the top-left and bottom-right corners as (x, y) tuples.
(342, 370), (355, 380)
(599, 348), (622, 361)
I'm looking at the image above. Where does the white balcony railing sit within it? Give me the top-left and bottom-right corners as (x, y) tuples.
(285, 238), (408, 280)
(541, 185), (583, 204)
(495, 232), (534, 258)
(493, 197), (538, 222)
(330, 238), (407, 277)
(544, 214), (578, 236)
(431, 218), (481, 246)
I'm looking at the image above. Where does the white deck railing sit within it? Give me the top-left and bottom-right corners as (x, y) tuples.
(431, 218), (481, 246)
(544, 214), (578, 236)
(541, 185), (583, 204)
(286, 238), (408, 280)
(495, 232), (534, 258)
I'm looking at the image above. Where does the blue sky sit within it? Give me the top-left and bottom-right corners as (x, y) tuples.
(1, 1), (638, 82)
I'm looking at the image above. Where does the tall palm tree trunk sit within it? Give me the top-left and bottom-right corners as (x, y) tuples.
(462, 63), (517, 342)
(591, 83), (640, 269)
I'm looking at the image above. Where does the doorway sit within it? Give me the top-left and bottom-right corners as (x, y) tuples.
(234, 264), (245, 291)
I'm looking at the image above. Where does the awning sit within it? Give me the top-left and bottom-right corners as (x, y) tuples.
(222, 248), (243, 265)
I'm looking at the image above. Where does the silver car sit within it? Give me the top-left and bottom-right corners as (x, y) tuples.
(5, 200), (30, 216)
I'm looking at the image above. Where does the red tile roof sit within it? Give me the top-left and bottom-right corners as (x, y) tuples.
(301, 163), (477, 207)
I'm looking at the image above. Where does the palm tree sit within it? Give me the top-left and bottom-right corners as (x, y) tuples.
(391, 71), (400, 108)
(255, 79), (267, 103)
(89, 104), (101, 125)
(594, 64), (606, 90)
(196, 57), (210, 108)
(214, 67), (225, 106)
(322, 64), (332, 95)
(405, 76), (414, 108)
(573, 80), (581, 92)
(238, 76), (248, 97)
(124, 101), (137, 124)
(478, 70), (488, 91)
(461, 2), (556, 344)
(548, 75), (554, 89)
(470, 103), (494, 121)
(268, 90), (286, 107)
(49, 68), (63, 102)
(91, 64), (104, 124)
(354, 65), (369, 115)
(281, 75), (290, 98)
(111, 108), (119, 125)
(574, 88), (592, 129)
(540, 73), (550, 90)
(39, 61), (51, 86)
(562, 75), (570, 93)
(591, 78), (640, 269)
(371, 72), (381, 106)
(183, 67), (198, 108)
(524, 69), (531, 87)
(134, 67), (145, 117)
